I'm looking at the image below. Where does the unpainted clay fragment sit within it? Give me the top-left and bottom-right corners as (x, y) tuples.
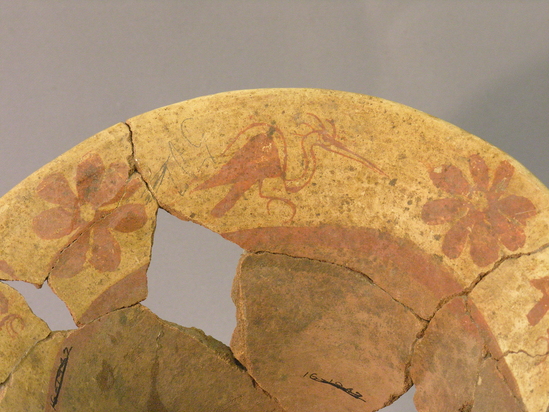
(410, 297), (489, 411)
(232, 252), (425, 411)
(0, 304), (284, 412)
(469, 247), (549, 412)
(0, 282), (50, 383)
(503, 352), (549, 412)
(472, 358), (523, 412)
(411, 294), (534, 411)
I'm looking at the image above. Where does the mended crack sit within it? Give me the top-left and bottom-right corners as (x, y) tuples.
(248, 250), (429, 324)
(124, 122), (162, 207)
(466, 241), (549, 295)
(424, 241), (549, 329)
(464, 298), (528, 411)
(497, 348), (549, 360)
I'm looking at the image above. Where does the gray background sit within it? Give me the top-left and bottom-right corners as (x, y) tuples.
(1, 2), (548, 410)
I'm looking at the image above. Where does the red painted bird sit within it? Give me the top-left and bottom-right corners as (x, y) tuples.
(194, 114), (387, 219)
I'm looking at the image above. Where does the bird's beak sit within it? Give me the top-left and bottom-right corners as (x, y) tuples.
(322, 140), (388, 177)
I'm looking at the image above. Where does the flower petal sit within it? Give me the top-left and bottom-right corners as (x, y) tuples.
(429, 164), (470, 195)
(36, 173), (78, 207)
(50, 230), (90, 278)
(442, 213), (476, 259)
(468, 154), (490, 191)
(422, 198), (467, 225)
(469, 218), (500, 267)
(33, 207), (78, 239)
(490, 160), (514, 194)
(89, 224), (121, 272)
(91, 162), (130, 207)
(107, 204), (148, 233)
(488, 209), (526, 251)
(101, 171), (142, 207)
(76, 153), (105, 205)
(495, 195), (537, 225)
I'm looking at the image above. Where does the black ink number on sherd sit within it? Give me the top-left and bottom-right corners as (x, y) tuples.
(303, 371), (366, 403)
(50, 346), (72, 409)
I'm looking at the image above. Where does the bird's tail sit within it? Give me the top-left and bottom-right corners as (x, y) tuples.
(211, 180), (254, 218)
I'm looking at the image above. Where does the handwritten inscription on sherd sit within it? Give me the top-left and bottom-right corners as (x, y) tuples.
(303, 372), (366, 402)
(50, 346), (72, 409)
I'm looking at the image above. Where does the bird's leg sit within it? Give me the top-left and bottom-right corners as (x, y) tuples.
(285, 113), (328, 189)
(258, 181), (297, 222)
